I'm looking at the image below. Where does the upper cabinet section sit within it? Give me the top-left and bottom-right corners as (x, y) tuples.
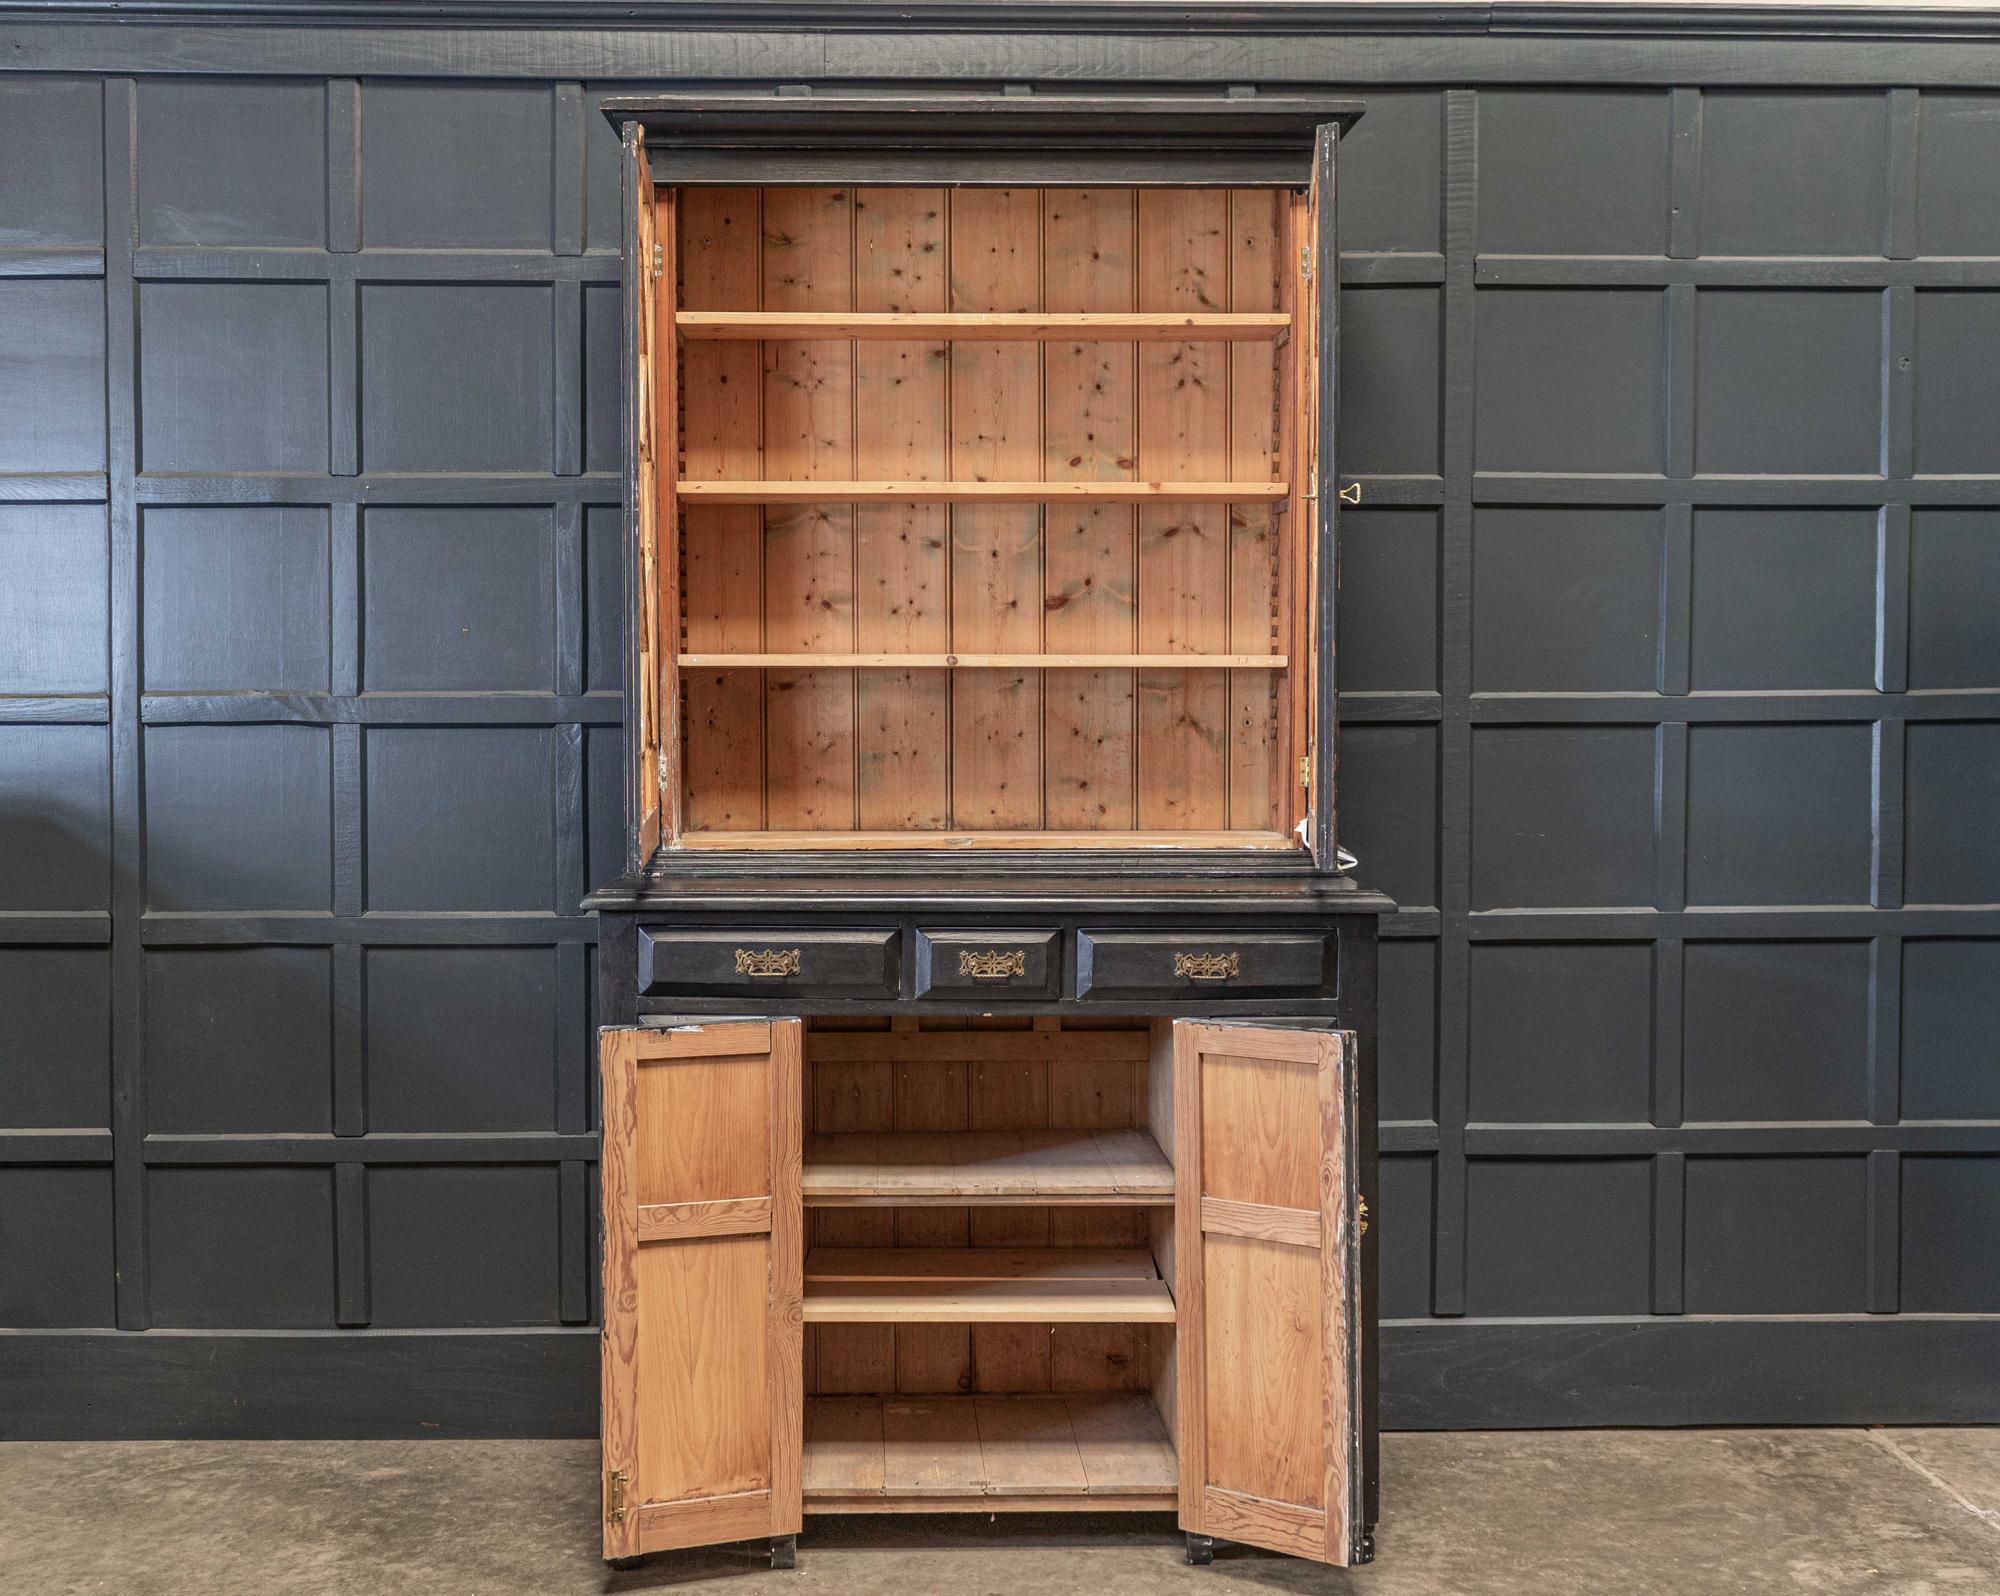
(608, 95), (1356, 873)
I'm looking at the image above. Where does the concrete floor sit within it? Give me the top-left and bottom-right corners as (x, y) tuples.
(4, 1430), (1998, 1596)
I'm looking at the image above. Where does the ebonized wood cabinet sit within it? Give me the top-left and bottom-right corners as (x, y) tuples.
(585, 91), (1386, 1572)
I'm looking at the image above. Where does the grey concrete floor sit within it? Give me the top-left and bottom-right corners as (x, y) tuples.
(3, 1430), (1998, 1596)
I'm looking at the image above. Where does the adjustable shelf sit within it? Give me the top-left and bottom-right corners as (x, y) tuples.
(677, 653), (1288, 670)
(677, 829), (1296, 851)
(675, 479), (1289, 504)
(803, 1393), (1179, 1511)
(802, 1128), (1175, 1206)
(678, 310), (1291, 340)
(802, 1247), (1175, 1324)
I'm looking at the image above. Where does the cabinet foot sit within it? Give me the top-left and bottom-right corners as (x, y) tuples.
(1356, 1528), (1376, 1564)
(1185, 1533), (1215, 1566)
(770, 1535), (797, 1569)
(606, 1554), (649, 1572)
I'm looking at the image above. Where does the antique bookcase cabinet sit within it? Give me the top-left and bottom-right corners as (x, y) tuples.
(586, 92), (1388, 1573)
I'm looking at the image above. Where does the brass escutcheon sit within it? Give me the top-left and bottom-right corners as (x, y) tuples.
(734, 948), (801, 978)
(958, 948), (1027, 980)
(1174, 951), (1241, 981)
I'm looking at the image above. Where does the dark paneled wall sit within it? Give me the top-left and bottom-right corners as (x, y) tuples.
(2, 14), (1998, 1435)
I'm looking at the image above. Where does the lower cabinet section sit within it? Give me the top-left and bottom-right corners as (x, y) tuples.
(598, 1014), (1368, 1568)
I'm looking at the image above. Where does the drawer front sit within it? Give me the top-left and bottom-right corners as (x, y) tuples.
(913, 928), (1061, 1000)
(1076, 929), (1333, 1001)
(638, 927), (900, 1000)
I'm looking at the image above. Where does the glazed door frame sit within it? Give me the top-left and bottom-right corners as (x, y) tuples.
(1172, 1018), (1363, 1565)
(599, 1018), (804, 1559)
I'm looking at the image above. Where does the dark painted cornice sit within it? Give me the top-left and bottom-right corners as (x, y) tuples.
(9, 1), (2000, 41)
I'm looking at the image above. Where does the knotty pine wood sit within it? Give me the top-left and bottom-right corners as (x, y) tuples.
(665, 184), (1301, 846)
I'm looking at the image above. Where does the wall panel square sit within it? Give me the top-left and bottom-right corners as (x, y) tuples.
(364, 727), (553, 911)
(0, 949), (109, 1129)
(143, 725), (331, 912)
(1378, 937), (1439, 1124)
(0, 725), (109, 911)
(584, 282), (622, 475)
(0, 280), (105, 472)
(138, 282), (328, 473)
(1465, 1159), (1652, 1315)
(584, 504), (623, 695)
(1336, 92), (1442, 254)
(1698, 92), (1887, 256)
(365, 947), (558, 1132)
(1468, 942), (1654, 1123)
(1340, 287), (1442, 475)
(1915, 292), (2000, 475)
(360, 284), (553, 472)
(1338, 509), (1439, 693)
(1377, 1154), (1436, 1320)
(1683, 941), (1871, 1120)
(1916, 93), (2000, 256)
(1470, 726), (1657, 909)
(0, 504), (107, 694)
(1904, 722), (2000, 904)
(1338, 723), (1438, 910)
(1685, 723), (1874, 906)
(1477, 90), (1670, 255)
(0, 77), (102, 246)
(147, 1166), (335, 1328)
(1684, 1156), (1868, 1313)
(144, 947), (333, 1134)
(0, 1168), (114, 1328)
(1902, 940), (2000, 1119)
(362, 83), (553, 250)
(1690, 509), (1879, 690)
(137, 79), (326, 247)
(367, 1164), (561, 1327)
(1910, 510), (2000, 689)
(1901, 1156), (2000, 1312)
(361, 506), (554, 691)
(1475, 290), (1665, 472)
(1472, 507), (1661, 692)
(141, 507), (329, 692)
(1694, 291), (1881, 475)
(586, 724), (626, 891)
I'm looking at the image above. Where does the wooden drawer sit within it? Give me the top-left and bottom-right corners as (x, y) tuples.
(638, 927), (900, 1000)
(913, 928), (1061, 1000)
(1075, 929), (1333, 1002)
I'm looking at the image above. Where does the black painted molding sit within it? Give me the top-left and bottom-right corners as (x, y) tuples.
(7, 0), (2000, 37)
(6, 1320), (1996, 1439)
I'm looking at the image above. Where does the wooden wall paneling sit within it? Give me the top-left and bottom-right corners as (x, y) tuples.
(761, 186), (856, 829)
(890, 1015), (974, 1392)
(1042, 188), (1138, 829)
(967, 1017), (1054, 1390)
(1135, 190), (1231, 829)
(679, 186), (765, 831)
(1228, 188), (1283, 832)
(807, 1019), (895, 1394)
(1046, 1021), (1145, 1384)
(853, 188), (951, 830)
(949, 187), (1045, 829)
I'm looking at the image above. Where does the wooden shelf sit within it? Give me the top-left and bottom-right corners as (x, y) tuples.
(676, 830), (1298, 852)
(677, 653), (1287, 671)
(804, 1394), (1178, 1509)
(803, 1247), (1173, 1324)
(676, 479), (1288, 504)
(678, 310), (1291, 341)
(803, 1128), (1174, 1206)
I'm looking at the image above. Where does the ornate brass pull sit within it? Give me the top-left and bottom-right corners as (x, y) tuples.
(959, 949), (1027, 980)
(606, 1469), (628, 1526)
(734, 948), (801, 978)
(1356, 1195), (1370, 1238)
(1174, 951), (1241, 982)
(1338, 481), (1362, 505)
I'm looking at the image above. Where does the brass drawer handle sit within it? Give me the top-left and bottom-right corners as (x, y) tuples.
(1174, 951), (1241, 982)
(734, 948), (801, 977)
(959, 949), (1027, 980)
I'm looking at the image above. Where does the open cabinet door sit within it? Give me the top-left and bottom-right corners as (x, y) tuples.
(600, 1020), (803, 1559)
(620, 121), (666, 867)
(1173, 1020), (1361, 1565)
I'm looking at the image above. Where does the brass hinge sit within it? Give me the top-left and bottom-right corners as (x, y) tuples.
(657, 747), (670, 791)
(1299, 244), (1312, 283)
(650, 242), (663, 278)
(606, 1469), (629, 1526)
(1298, 754), (1311, 789)
(1356, 1195), (1371, 1238)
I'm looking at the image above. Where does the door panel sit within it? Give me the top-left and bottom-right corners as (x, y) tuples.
(1174, 1020), (1357, 1565)
(602, 1019), (803, 1558)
